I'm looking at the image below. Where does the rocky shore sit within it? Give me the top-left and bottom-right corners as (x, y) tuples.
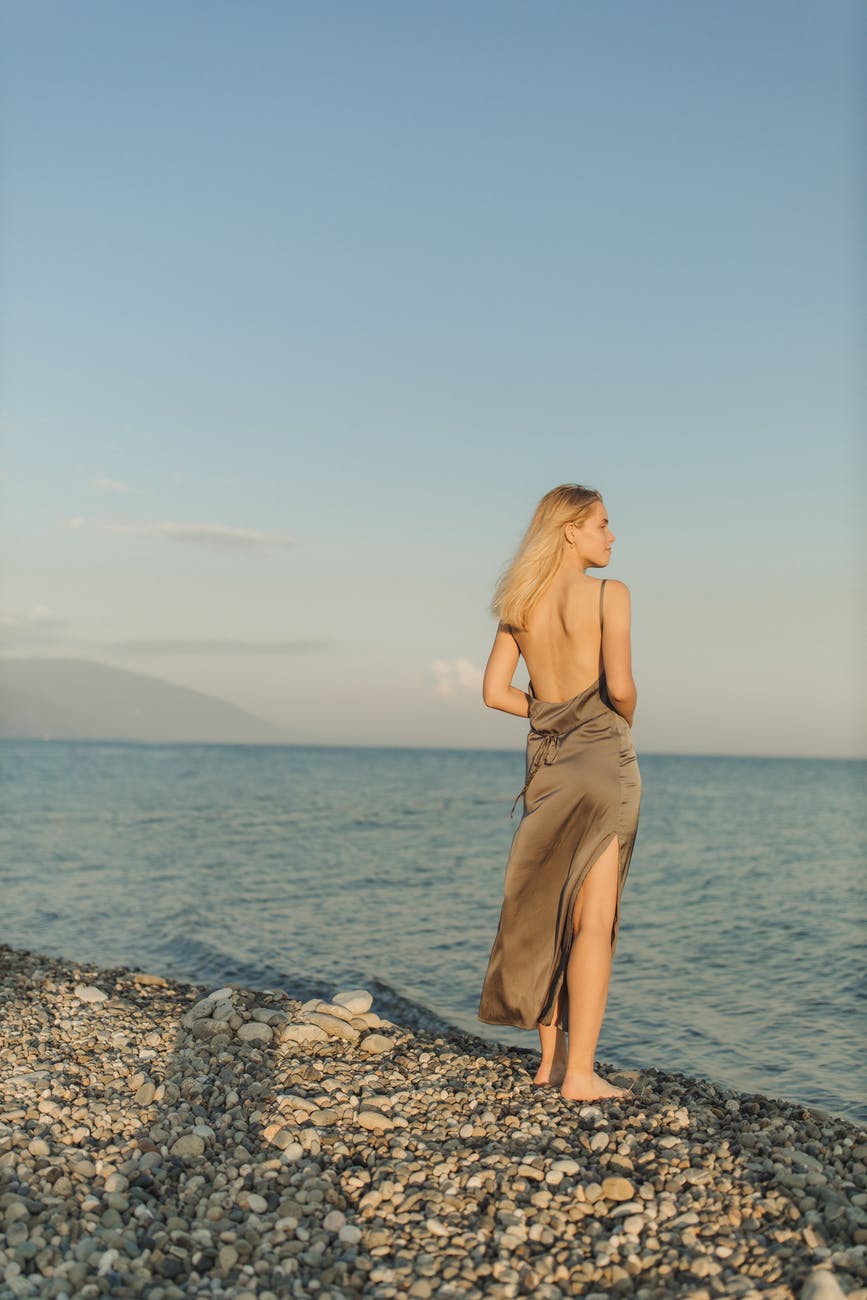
(1, 945), (865, 1299)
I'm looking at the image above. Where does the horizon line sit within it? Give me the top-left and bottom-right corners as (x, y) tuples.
(1, 736), (864, 763)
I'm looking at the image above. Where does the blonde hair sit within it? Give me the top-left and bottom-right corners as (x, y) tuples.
(491, 484), (602, 630)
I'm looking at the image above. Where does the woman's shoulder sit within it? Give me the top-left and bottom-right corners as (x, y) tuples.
(600, 577), (631, 610)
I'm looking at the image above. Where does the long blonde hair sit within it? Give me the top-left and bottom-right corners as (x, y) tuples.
(491, 484), (602, 630)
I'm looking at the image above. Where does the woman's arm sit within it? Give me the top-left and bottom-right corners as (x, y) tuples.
(602, 580), (638, 725)
(482, 623), (530, 718)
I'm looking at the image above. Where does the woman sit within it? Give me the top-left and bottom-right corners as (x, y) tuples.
(477, 484), (641, 1102)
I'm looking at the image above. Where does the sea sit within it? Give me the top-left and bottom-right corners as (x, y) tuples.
(1, 740), (864, 1126)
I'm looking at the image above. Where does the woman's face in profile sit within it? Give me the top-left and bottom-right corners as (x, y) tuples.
(575, 500), (615, 568)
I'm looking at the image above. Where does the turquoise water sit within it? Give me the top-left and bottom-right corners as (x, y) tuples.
(1, 740), (864, 1124)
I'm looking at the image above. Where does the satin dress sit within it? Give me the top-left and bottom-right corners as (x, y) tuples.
(478, 580), (641, 1032)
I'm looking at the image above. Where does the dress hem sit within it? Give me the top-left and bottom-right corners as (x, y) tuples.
(476, 1013), (542, 1032)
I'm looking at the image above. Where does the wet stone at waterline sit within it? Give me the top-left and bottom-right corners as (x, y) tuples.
(1, 943), (866, 1300)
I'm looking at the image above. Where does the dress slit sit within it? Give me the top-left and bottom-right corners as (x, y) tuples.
(539, 828), (620, 1030)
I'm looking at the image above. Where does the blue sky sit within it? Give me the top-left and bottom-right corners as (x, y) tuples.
(1, 0), (864, 754)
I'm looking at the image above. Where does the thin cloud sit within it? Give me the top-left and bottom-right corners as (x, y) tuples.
(62, 518), (296, 551)
(432, 657), (483, 699)
(0, 613), (329, 656)
(0, 605), (71, 647)
(0, 605), (69, 632)
(107, 637), (329, 656)
(90, 478), (129, 492)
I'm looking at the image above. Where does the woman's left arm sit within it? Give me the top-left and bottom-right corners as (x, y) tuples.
(482, 623), (530, 718)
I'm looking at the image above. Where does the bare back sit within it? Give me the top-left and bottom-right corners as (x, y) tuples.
(511, 575), (605, 704)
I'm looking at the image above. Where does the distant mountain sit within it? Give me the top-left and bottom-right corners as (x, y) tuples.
(0, 657), (297, 744)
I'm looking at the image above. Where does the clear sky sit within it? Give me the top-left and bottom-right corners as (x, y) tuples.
(1, 0), (864, 755)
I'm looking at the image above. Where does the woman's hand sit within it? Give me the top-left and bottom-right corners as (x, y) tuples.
(482, 623), (530, 718)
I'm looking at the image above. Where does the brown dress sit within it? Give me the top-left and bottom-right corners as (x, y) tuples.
(478, 578), (642, 1032)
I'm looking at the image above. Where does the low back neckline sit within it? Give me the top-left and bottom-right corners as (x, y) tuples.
(526, 578), (607, 708)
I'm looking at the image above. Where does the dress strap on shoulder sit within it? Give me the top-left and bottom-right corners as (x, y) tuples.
(599, 578), (607, 630)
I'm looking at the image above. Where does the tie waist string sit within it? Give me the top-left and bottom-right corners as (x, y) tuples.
(510, 729), (562, 819)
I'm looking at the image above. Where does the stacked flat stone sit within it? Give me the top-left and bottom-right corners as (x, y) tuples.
(278, 988), (397, 1057)
(1, 943), (866, 1300)
(180, 982), (398, 1058)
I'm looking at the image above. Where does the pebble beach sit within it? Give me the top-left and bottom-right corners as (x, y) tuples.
(1, 945), (865, 1300)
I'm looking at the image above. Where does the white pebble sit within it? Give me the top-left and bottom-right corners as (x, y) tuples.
(280, 1022), (329, 1045)
(360, 1033), (395, 1054)
(305, 1011), (359, 1041)
(207, 985), (236, 1002)
(97, 1248), (119, 1276)
(236, 1022), (273, 1043)
(333, 988), (374, 1014)
(74, 983), (107, 1002)
(357, 1110), (394, 1132)
(311, 1000), (355, 1023)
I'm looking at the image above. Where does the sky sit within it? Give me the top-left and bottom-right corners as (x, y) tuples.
(1, 0), (864, 756)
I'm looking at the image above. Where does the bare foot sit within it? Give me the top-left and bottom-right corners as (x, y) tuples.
(560, 1070), (631, 1101)
(533, 1059), (567, 1087)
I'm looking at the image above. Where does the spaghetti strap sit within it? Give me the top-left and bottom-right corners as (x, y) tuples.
(599, 577), (607, 630)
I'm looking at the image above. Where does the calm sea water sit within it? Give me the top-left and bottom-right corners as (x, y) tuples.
(1, 740), (864, 1125)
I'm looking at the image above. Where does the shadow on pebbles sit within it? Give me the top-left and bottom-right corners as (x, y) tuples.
(1, 944), (865, 1300)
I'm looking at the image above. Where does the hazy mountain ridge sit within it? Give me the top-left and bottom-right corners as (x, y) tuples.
(0, 657), (297, 744)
